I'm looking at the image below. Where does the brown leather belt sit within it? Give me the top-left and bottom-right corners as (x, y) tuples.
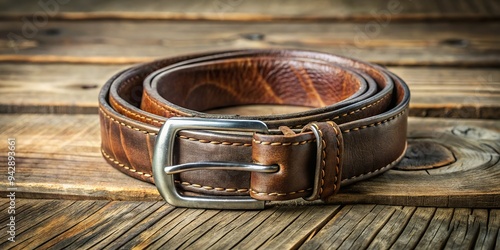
(98, 49), (410, 209)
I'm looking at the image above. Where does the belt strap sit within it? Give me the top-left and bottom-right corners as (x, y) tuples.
(98, 49), (410, 209)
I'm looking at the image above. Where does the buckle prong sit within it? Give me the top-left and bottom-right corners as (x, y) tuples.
(152, 117), (274, 209)
(165, 161), (278, 174)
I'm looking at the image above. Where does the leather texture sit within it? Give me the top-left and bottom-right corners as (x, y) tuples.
(99, 49), (410, 203)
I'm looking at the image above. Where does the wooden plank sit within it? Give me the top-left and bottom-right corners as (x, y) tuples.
(141, 209), (222, 249)
(1, 21), (500, 66)
(89, 203), (176, 249)
(236, 205), (341, 249)
(2, 199), (500, 248)
(479, 209), (500, 250)
(0, 199), (64, 245)
(0, 114), (499, 208)
(8, 200), (77, 236)
(0, 64), (498, 119)
(0, 200), (107, 249)
(367, 207), (417, 249)
(117, 205), (341, 249)
(301, 205), (376, 249)
(300, 205), (397, 249)
(0, 0), (498, 21)
(0, 198), (33, 225)
(0, 63), (123, 114)
(414, 208), (455, 249)
(392, 67), (500, 119)
(471, 209), (491, 250)
(114, 207), (202, 248)
(0, 114), (163, 200)
(444, 208), (483, 250)
(333, 116), (500, 208)
(178, 210), (260, 249)
(330, 205), (396, 249)
(389, 207), (436, 249)
(43, 202), (172, 249)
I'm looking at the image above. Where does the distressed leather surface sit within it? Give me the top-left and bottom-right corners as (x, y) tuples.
(99, 49), (410, 202)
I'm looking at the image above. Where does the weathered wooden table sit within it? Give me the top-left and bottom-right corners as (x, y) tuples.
(0, 1), (499, 249)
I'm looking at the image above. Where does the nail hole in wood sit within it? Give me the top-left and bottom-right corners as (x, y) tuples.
(241, 33), (265, 41)
(79, 84), (98, 90)
(44, 28), (61, 36)
(440, 38), (469, 48)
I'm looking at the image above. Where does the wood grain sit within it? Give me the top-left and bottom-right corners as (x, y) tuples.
(0, 64), (498, 118)
(387, 207), (437, 249)
(0, 0), (498, 21)
(2, 199), (498, 249)
(0, 114), (498, 208)
(0, 1), (497, 249)
(0, 63), (122, 114)
(0, 200), (105, 249)
(0, 114), (162, 200)
(1, 21), (499, 66)
(332, 117), (500, 208)
(415, 208), (455, 249)
(367, 206), (417, 249)
(300, 205), (395, 249)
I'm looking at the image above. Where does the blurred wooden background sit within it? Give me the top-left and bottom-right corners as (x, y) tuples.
(0, 0), (499, 249)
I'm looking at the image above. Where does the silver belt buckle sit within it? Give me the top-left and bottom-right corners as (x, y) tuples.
(152, 117), (278, 209)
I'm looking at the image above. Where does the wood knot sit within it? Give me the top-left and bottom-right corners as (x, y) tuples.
(44, 28), (61, 36)
(79, 84), (98, 90)
(67, 84), (99, 90)
(241, 33), (265, 41)
(395, 141), (456, 171)
(440, 38), (469, 48)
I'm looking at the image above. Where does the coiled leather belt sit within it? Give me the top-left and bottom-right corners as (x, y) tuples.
(99, 50), (410, 209)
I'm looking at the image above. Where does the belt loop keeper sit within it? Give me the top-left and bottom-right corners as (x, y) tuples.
(302, 121), (344, 201)
(250, 128), (317, 201)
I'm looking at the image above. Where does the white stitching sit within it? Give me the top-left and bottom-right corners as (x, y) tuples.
(179, 135), (251, 147)
(252, 139), (315, 146)
(175, 180), (249, 193)
(250, 188), (313, 197)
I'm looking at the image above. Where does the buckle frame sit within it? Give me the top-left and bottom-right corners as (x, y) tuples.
(152, 117), (278, 209)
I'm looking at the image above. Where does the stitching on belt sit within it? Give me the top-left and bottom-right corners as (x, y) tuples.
(175, 180), (249, 193)
(110, 98), (165, 126)
(342, 109), (406, 133)
(99, 108), (157, 135)
(250, 188), (313, 197)
(290, 94), (390, 129)
(102, 148), (254, 193)
(179, 135), (251, 147)
(101, 106), (406, 146)
(143, 92), (182, 118)
(252, 139), (315, 146)
(341, 151), (405, 184)
(102, 143), (404, 194)
(101, 149), (152, 178)
(117, 75), (140, 93)
(327, 121), (341, 191)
